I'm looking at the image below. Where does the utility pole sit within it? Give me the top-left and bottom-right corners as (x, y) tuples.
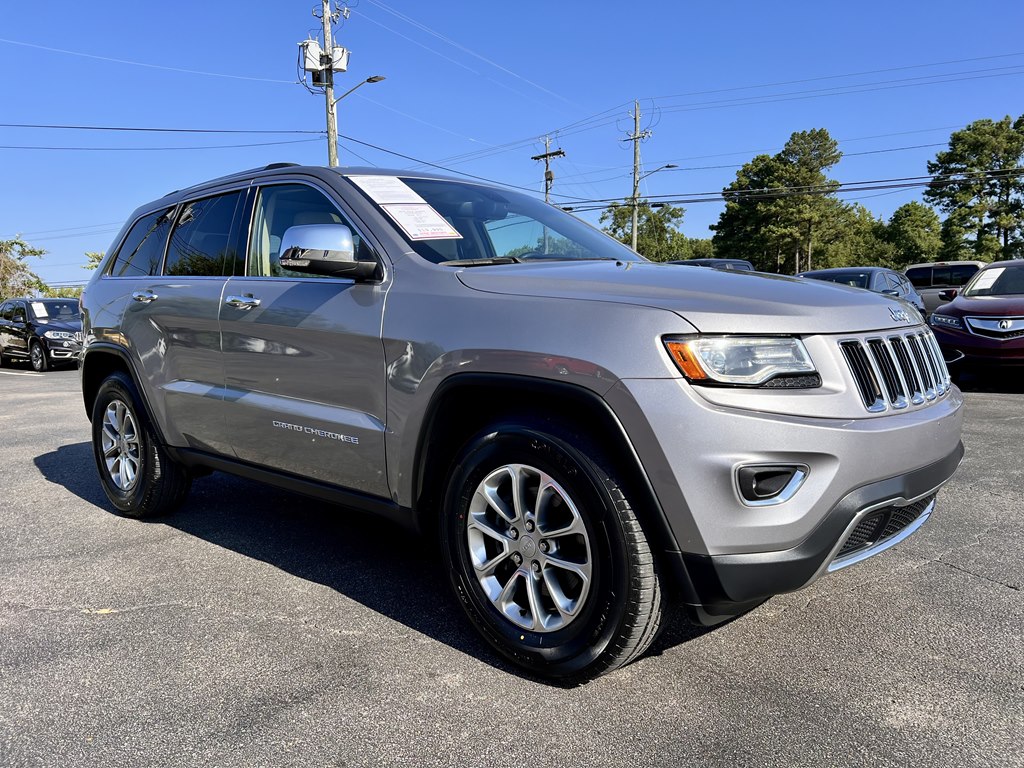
(321, 0), (339, 167)
(530, 137), (565, 204)
(628, 100), (652, 252)
(531, 137), (565, 253)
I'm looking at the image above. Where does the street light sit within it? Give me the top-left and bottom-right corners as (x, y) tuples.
(330, 75), (386, 165)
(631, 163), (677, 251)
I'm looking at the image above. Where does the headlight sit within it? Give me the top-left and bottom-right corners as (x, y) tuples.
(43, 330), (74, 340)
(664, 336), (816, 386)
(929, 313), (963, 330)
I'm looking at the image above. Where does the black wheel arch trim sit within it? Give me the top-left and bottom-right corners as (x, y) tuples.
(411, 371), (702, 603)
(81, 342), (169, 445)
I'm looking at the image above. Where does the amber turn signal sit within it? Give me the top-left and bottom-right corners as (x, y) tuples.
(664, 340), (708, 380)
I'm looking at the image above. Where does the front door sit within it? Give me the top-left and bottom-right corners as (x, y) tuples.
(218, 182), (390, 498)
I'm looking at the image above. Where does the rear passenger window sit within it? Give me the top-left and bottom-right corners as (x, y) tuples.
(164, 192), (245, 277)
(108, 209), (173, 277)
(0, 302), (11, 321)
(906, 267), (931, 288)
(247, 184), (373, 278)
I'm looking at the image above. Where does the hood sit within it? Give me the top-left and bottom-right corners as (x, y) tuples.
(456, 260), (922, 334)
(941, 294), (1024, 316)
(35, 318), (82, 332)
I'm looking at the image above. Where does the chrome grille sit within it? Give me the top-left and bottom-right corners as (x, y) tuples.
(965, 316), (1024, 339)
(840, 328), (951, 412)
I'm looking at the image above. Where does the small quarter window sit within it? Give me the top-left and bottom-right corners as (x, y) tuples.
(108, 209), (173, 277)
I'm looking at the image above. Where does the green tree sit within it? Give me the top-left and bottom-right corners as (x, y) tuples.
(600, 201), (688, 262)
(712, 129), (843, 273)
(883, 202), (942, 267)
(83, 251), (104, 270)
(0, 237), (48, 296)
(819, 204), (895, 268)
(924, 115), (1024, 260)
(680, 238), (715, 259)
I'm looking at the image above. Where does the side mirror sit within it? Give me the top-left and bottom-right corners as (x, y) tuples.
(938, 289), (958, 301)
(12, 314), (25, 324)
(278, 224), (377, 280)
(881, 289), (899, 297)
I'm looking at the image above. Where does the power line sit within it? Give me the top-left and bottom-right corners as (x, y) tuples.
(0, 37), (296, 84)
(14, 221), (124, 236)
(421, 63), (1024, 170)
(363, 0), (577, 107)
(337, 132), (594, 200)
(559, 168), (1024, 212)
(640, 51), (1024, 101)
(0, 138), (324, 152)
(0, 123), (323, 134)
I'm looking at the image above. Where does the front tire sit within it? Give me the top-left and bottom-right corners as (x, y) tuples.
(30, 341), (48, 372)
(441, 422), (662, 682)
(91, 371), (191, 518)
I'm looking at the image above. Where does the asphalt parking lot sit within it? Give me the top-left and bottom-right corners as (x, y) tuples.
(1, 366), (1021, 768)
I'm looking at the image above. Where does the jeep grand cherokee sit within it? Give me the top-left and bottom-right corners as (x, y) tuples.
(79, 164), (964, 681)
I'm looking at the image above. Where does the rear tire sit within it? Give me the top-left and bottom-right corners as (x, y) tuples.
(30, 341), (48, 372)
(91, 371), (191, 518)
(440, 421), (662, 682)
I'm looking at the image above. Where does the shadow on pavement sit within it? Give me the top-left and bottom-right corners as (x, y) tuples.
(953, 367), (1024, 394)
(35, 441), (720, 684)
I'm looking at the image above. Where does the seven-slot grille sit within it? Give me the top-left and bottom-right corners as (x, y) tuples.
(840, 328), (950, 412)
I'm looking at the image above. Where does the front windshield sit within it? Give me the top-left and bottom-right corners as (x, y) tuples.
(808, 272), (871, 289)
(963, 265), (1024, 297)
(29, 299), (81, 322)
(350, 175), (642, 265)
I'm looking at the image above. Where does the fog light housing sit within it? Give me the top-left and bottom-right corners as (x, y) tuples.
(737, 465), (808, 506)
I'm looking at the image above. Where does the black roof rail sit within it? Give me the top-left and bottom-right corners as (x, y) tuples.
(264, 162), (300, 170)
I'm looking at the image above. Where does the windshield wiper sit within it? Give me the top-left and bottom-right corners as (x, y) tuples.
(443, 257), (522, 267)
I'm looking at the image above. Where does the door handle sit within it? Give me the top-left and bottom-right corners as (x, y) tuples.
(225, 295), (262, 310)
(131, 290), (158, 304)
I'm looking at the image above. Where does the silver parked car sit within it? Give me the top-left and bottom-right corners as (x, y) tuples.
(80, 165), (964, 681)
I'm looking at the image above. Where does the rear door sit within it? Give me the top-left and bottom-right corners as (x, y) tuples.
(119, 189), (248, 455)
(218, 180), (390, 497)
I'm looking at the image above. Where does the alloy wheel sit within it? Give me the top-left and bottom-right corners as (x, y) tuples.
(100, 399), (141, 491)
(466, 463), (593, 632)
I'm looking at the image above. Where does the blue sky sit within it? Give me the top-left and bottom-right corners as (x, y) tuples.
(2, 0), (1022, 287)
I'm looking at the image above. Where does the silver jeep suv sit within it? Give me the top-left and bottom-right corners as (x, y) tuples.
(80, 164), (964, 681)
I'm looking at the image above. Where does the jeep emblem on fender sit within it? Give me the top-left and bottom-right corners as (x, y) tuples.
(999, 319), (1013, 330)
(888, 307), (911, 323)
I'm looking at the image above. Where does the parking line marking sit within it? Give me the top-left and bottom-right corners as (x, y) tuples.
(0, 370), (44, 377)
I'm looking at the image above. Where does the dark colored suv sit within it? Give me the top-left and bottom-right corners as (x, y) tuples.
(0, 297), (83, 371)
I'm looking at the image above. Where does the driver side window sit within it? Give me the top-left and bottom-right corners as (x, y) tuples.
(247, 184), (371, 278)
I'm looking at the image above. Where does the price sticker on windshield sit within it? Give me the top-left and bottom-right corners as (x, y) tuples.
(348, 175), (427, 205)
(382, 204), (462, 240)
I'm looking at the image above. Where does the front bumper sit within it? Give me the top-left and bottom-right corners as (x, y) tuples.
(43, 338), (82, 362)
(669, 444), (962, 623)
(932, 325), (1024, 366)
